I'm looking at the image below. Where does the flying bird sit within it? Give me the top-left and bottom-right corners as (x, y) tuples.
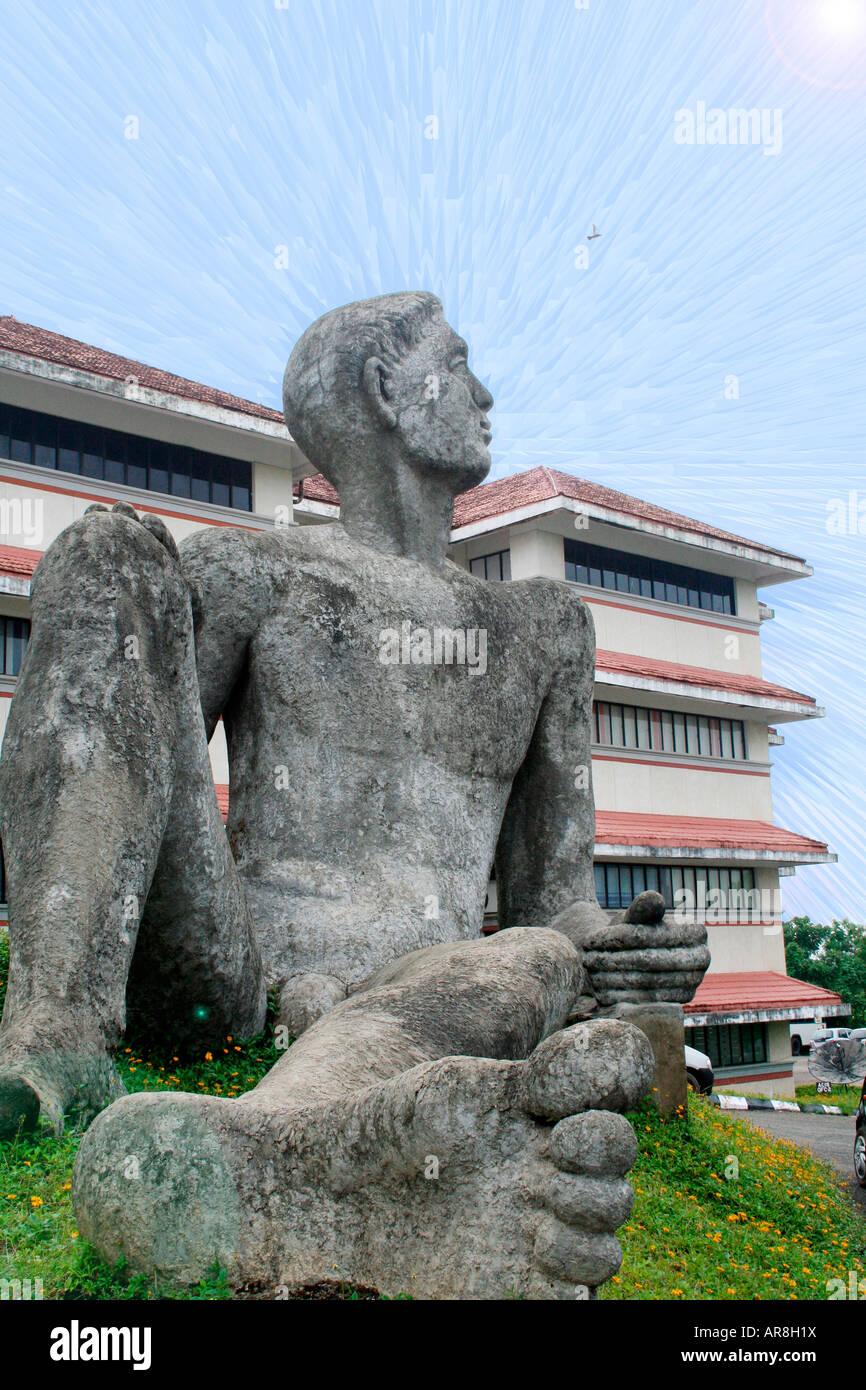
(587, 224), (601, 240)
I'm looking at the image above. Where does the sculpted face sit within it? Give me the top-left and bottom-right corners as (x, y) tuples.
(365, 312), (495, 491)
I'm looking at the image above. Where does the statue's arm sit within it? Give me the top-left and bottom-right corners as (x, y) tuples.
(495, 583), (710, 1006)
(495, 584), (598, 929)
(178, 528), (267, 736)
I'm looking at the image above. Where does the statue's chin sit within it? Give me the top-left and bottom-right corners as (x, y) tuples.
(453, 449), (492, 492)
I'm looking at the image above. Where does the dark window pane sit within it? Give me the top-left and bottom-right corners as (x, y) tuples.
(149, 441), (171, 495)
(81, 452), (103, 479)
(231, 484), (250, 511)
(32, 413), (57, 469)
(104, 431), (127, 485)
(57, 419), (83, 473)
(8, 406), (31, 463)
(126, 435), (148, 490)
(3, 617), (30, 676)
(211, 458), (230, 508)
(189, 451), (211, 503)
(171, 471), (192, 498)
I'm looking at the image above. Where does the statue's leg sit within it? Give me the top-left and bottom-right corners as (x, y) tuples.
(0, 505), (264, 1139)
(73, 928), (653, 1299)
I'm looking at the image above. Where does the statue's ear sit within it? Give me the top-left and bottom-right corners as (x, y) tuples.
(362, 356), (397, 430)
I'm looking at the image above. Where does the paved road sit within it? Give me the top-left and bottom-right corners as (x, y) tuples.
(735, 1109), (866, 1213)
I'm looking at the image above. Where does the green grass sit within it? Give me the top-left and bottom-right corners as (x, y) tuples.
(602, 1096), (866, 1300)
(795, 1083), (862, 1116)
(3, 931), (865, 1300)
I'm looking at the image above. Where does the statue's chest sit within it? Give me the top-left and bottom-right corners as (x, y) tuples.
(247, 575), (545, 777)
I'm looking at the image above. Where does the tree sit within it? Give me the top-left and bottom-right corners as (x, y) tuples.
(784, 917), (866, 1030)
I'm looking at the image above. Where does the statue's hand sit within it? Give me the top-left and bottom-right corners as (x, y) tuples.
(550, 892), (710, 1007)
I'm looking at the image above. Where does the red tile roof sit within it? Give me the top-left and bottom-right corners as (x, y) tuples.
(686, 970), (843, 1015)
(594, 811), (829, 857)
(294, 474), (339, 507)
(294, 467), (804, 565)
(0, 316), (285, 425)
(0, 544), (42, 578)
(595, 649), (816, 707)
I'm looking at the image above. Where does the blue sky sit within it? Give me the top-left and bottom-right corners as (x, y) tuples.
(1, 0), (864, 921)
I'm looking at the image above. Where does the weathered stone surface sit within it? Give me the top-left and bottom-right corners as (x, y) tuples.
(73, 929), (653, 1298)
(609, 1002), (688, 1117)
(278, 973), (346, 1038)
(623, 890), (666, 925)
(550, 898), (710, 1007)
(521, 1018), (654, 1120)
(549, 1110), (638, 1176)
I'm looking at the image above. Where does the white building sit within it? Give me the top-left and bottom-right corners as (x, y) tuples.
(0, 316), (843, 1096)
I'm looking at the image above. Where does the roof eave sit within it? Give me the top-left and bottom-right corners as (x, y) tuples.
(450, 494), (810, 582)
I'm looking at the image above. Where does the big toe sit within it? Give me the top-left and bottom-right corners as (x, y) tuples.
(72, 1092), (241, 1285)
(520, 1019), (653, 1121)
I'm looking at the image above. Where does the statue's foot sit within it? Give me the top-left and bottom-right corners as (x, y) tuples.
(0, 1024), (125, 1140)
(72, 1017), (651, 1298)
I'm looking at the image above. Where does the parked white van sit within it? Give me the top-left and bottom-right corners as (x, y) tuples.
(790, 1021), (850, 1055)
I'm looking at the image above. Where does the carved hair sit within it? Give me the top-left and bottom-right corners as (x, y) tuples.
(283, 291), (443, 485)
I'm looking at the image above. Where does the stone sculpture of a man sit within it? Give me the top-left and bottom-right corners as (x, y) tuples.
(0, 293), (708, 1297)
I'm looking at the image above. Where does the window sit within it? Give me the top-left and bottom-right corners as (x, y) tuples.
(564, 537), (736, 615)
(469, 550), (511, 582)
(592, 700), (747, 759)
(594, 862), (758, 919)
(0, 402), (253, 512)
(688, 1024), (768, 1069)
(0, 616), (30, 676)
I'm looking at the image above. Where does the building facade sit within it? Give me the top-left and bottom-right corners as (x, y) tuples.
(0, 317), (842, 1096)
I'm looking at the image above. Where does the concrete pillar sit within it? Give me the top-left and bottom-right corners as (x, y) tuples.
(609, 1002), (687, 1116)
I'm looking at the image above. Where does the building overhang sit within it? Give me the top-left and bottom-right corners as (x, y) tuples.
(684, 971), (847, 1026)
(594, 649), (821, 723)
(594, 812), (836, 867)
(686, 1002), (850, 1026)
(450, 494), (812, 589)
(0, 353), (309, 480)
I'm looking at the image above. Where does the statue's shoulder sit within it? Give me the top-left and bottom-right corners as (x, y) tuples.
(506, 574), (592, 624)
(178, 520), (337, 578)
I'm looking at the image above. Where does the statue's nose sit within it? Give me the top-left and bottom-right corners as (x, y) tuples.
(472, 377), (494, 412)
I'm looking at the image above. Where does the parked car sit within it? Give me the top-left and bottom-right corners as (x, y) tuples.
(854, 1077), (866, 1188)
(790, 1022), (851, 1055)
(849, 1027), (866, 1041)
(685, 1043), (714, 1095)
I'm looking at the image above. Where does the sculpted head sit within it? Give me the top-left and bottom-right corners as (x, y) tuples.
(283, 292), (494, 498)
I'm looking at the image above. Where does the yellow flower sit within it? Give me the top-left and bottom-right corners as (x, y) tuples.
(205, 1052), (213, 1061)
(30, 1195), (43, 1208)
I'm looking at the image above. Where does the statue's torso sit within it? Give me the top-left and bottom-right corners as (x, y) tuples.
(205, 526), (580, 987)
